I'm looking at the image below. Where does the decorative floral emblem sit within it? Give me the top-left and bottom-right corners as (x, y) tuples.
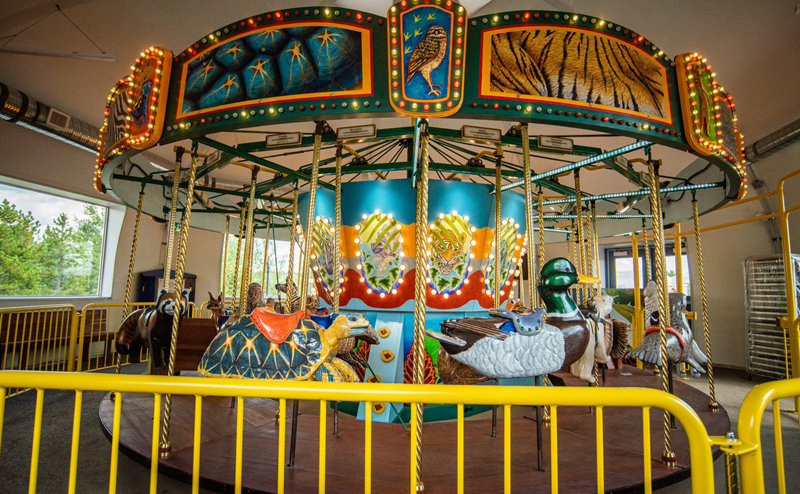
(355, 212), (406, 296)
(485, 219), (524, 298)
(310, 217), (340, 299)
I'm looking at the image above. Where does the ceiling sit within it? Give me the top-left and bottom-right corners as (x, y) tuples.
(1, 0), (798, 233)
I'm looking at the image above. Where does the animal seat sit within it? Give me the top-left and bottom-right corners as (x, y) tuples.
(250, 309), (309, 344)
(644, 325), (686, 361)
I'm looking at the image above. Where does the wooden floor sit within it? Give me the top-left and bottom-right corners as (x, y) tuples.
(99, 368), (730, 493)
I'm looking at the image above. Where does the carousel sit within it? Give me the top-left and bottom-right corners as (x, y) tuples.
(95, 2), (744, 492)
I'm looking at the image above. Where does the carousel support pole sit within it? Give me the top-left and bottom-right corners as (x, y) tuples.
(537, 188), (546, 307)
(646, 160), (676, 467)
(288, 400), (300, 467)
(159, 149), (199, 458)
(692, 194), (718, 411)
(221, 215), (230, 303)
(521, 124), (538, 310)
(333, 144), (343, 435)
(584, 204), (600, 386)
(239, 169), (259, 316)
(632, 233), (643, 369)
(568, 223), (577, 301)
(590, 201), (600, 298)
(642, 220), (652, 283)
(573, 170), (587, 305)
(333, 145), (343, 313)
(412, 118), (431, 492)
(299, 123), (324, 311)
(115, 185), (145, 375)
(262, 212), (272, 291)
(230, 209), (246, 309)
(162, 148), (184, 290)
(494, 151), (503, 309)
(286, 184), (299, 313)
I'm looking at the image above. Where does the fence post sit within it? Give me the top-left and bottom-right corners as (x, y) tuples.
(74, 308), (87, 372)
(67, 308), (79, 372)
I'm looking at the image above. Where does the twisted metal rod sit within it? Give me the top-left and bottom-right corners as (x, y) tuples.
(647, 160), (675, 466)
(537, 188), (546, 308)
(412, 119), (431, 492)
(230, 208), (245, 310)
(299, 130), (323, 312)
(163, 151), (184, 289)
(238, 170), (258, 316)
(159, 152), (199, 457)
(642, 220), (652, 282)
(221, 215), (230, 302)
(521, 124), (537, 310)
(573, 170), (587, 304)
(591, 202), (600, 298)
(115, 187), (145, 374)
(333, 145), (343, 312)
(285, 184), (299, 313)
(692, 197), (718, 411)
(494, 153), (502, 309)
(262, 212), (272, 291)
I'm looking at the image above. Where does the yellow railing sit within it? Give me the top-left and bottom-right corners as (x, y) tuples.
(0, 370), (715, 494)
(0, 305), (77, 396)
(737, 346), (800, 494)
(76, 302), (154, 372)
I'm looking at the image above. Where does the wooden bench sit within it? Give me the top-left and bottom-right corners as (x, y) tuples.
(151, 318), (217, 376)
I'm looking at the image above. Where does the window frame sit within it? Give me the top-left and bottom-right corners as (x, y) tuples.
(0, 176), (125, 301)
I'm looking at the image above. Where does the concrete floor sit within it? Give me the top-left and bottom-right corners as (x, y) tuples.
(0, 366), (796, 493)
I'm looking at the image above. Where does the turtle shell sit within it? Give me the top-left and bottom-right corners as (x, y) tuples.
(198, 316), (324, 380)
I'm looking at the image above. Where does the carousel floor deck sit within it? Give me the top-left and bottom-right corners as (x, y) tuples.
(99, 368), (729, 493)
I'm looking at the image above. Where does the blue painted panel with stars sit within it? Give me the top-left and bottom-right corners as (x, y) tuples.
(177, 23), (370, 119)
(400, 6), (452, 102)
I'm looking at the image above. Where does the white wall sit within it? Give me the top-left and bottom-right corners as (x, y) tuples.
(0, 123), (224, 309)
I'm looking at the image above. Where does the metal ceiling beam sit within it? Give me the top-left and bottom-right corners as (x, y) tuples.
(113, 174), (292, 203)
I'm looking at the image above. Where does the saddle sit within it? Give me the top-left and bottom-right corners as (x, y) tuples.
(645, 325), (686, 361)
(250, 309), (309, 344)
(488, 308), (546, 336)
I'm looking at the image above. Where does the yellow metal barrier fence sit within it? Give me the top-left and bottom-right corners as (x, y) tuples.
(0, 370), (716, 494)
(77, 302), (154, 372)
(0, 305), (77, 396)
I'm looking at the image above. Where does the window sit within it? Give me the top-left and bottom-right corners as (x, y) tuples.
(0, 182), (109, 297)
(604, 242), (690, 293)
(221, 234), (302, 299)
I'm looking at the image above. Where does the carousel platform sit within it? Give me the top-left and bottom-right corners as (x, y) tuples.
(99, 367), (729, 493)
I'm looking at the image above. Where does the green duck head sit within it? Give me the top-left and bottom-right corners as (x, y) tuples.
(537, 258), (600, 316)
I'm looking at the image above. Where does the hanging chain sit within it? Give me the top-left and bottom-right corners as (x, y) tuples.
(115, 187), (145, 374)
(333, 145), (343, 313)
(647, 160), (675, 465)
(159, 150), (199, 457)
(693, 196), (718, 411)
(299, 127), (323, 311)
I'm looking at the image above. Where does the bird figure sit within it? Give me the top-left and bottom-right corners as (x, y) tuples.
(406, 25), (448, 96)
(427, 258), (598, 382)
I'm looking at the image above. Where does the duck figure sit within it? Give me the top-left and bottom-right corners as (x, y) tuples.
(427, 258), (599, 381)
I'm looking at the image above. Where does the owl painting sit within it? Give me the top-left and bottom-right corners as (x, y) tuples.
(405, 25), (448, 96)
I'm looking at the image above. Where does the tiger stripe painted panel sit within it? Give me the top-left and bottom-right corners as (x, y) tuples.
(480, 26), (672, 124)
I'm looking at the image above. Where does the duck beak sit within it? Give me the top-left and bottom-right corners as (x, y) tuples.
(577, 273), (601, 285)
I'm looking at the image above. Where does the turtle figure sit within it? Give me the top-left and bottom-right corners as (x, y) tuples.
(198, 309), (378, 382)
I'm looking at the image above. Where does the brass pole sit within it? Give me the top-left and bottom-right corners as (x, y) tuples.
(573, 170), (587, 304)
(494, 152), (503, 309)
(642, 219), (652, 282)
(590, 201), (600, 298)
(159, 151), (199, 458)
(585, 214), (594, 298)
(221, 215), (230, 303)
(286, 184), (299, 313)
(537, 188), (546, 308)
(692, 196), (718, 411)
(333, 145), (343, 313)
(115, 187), (145, 374)
(163, 148), (184, 289)
(230, 209), (245, 310)
(239, 169), (259, 315)
(412, 118), (431, 492)
(262, 212), (272, 291)
(521, 124), (537, 310)
(647, 160), (675, 466)
(299, 124), (324, 311)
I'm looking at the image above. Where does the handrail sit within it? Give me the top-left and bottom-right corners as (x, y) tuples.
(737, 369), (800, 493)
(0, 370), (716, 494)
